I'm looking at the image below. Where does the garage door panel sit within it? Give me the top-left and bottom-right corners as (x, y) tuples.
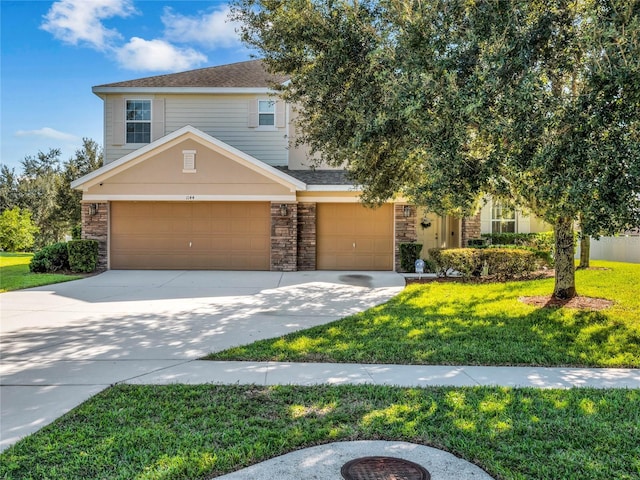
(111, 202), (270, 270)
(317, 203), (393, 271)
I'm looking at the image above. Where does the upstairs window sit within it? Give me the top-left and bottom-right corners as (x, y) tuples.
(258, 100), (275, 126)
(126, 100), (151, 143)
(491, 202), (517, 233)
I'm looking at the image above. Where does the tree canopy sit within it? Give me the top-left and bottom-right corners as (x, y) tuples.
(0, 138), (102, 249)
(232, 0), (640, 298)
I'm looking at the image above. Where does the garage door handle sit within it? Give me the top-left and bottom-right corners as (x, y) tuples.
(189, 242), (192, 248)
(353, 242), (356, 249)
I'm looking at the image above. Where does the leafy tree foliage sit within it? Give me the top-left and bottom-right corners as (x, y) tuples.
(0, 139), (103, 249)
(232, 0), (640, 298)
(0, 207), (38, 251)
(18, 149), (65, 247)
(56, 138), (103, 228)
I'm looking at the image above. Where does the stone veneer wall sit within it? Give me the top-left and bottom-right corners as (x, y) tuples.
(461, 213), (482, 247)
(394, 204), (418, 272)
(296, 203), (316, 271)
(81, 202), (108, 270)
(270, 202), (298, 271)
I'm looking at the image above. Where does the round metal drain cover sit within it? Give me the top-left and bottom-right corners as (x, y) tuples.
(341, 456), (430, 480)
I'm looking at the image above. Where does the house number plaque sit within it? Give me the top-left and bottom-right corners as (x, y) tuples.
(185, 195), (195, 200)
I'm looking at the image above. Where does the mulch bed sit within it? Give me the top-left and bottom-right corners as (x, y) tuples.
(405, 269), (555, 285)
(519, 295), (613, 310)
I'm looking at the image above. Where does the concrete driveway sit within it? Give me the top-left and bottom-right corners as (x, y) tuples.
(0, 270), (404, 451)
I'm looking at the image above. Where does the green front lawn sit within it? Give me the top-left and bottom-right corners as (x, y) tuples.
(0, 252), (82, 292)
(1, 384), (638, 480)
(207, 261), (640, 367)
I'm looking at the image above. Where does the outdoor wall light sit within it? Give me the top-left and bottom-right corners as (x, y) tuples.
(89, 203), (99, 216)
(280, 204), (288, 216)
(403, 205), (412, 217)
(421, 218), (432, 229)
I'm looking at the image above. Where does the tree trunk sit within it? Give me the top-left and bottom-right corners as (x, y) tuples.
(579, 235), (590, 269)
(553, 217), (577, 299)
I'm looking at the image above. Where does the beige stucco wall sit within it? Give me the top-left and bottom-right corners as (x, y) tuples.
(86, 138), (292, 197)
(287, 107), (341, 171)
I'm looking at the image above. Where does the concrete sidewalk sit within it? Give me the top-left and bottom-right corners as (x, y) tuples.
(124, 360), (640, 389)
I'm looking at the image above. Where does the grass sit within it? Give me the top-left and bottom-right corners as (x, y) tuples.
(0, 384), (638, 480)
(206, 261), (640, 367)
(2, 261), (639, 479)
(0, 252), (82, 292)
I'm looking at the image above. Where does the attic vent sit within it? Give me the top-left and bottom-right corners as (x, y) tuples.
(183, 150), (196, 173)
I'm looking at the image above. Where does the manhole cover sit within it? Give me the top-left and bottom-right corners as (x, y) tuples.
(341, 456), (431, 480)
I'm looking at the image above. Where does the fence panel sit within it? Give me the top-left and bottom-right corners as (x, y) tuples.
(582, 236), (640, 264)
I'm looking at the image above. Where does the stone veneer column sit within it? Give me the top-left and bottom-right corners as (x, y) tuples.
(270, 202), (298, 271)
(394, 204), (418, 272)
(296, 203), (316, 271)
(81, 202), (108, 270)
(461, 213), (482, 247)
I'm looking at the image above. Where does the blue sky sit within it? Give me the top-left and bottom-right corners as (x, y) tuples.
(1, 0), (254, 171)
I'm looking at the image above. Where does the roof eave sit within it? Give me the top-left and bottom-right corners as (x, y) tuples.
(92, 86), (278, 95)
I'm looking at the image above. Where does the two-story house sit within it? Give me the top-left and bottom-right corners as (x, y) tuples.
(71, 59), (548, 271)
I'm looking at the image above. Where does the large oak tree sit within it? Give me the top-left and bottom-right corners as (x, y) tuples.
(233, 0), (640, 298)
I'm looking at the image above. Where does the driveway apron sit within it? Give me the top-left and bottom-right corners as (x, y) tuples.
(0, 270), (405, 451)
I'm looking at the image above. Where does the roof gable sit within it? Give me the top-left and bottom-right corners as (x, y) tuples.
(71, 126), (306, 194)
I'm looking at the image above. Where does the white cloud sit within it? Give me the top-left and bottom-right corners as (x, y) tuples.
(41, 0), (136, 51)
(15, 127), (80, 142)
(162, 6), (241, 48)
(115, 37), (207, 72)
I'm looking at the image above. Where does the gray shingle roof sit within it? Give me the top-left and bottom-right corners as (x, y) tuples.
(275, 167), (353, 186)
(94, 60), (289, 89)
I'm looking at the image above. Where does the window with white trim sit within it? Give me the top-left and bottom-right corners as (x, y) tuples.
(258, 100), (275, 126)
(126, 100), (151, 143)
(491, 201), (517, 233)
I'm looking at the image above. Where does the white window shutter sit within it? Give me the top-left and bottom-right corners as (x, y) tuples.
(152, 98), (165, 141)
(112, 97), (125, 146)
(276, 100), (286, 128)
(248, 100), (258, 128)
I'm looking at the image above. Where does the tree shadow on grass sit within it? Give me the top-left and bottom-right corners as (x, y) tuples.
(210, 282), (640, 367)
(1, 384), (638, 480)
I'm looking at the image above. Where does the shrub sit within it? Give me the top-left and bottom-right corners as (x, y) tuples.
(400, 243), (423, 272)
(428, 247), (539, 280)
(29, 242), (69, 273)
(420, 258), (437, 273)
(467, 238), (488, 247)
(67, 240), (98, 273)
(0, 207), (38, 252)
(481, 248), (538, 280)
(71, 224), (82, 240)
(486, 244), (553, 267)
(481, 232), (555, 250)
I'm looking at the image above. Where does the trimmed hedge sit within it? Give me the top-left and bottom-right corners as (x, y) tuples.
(68, 240), (99, 273)
(481, 232), (554, 251)
(29, 240), (99, 274)
(29, 242), (69, 273)
(400, 243), (423, 272)
(428, 247), (541, 280)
